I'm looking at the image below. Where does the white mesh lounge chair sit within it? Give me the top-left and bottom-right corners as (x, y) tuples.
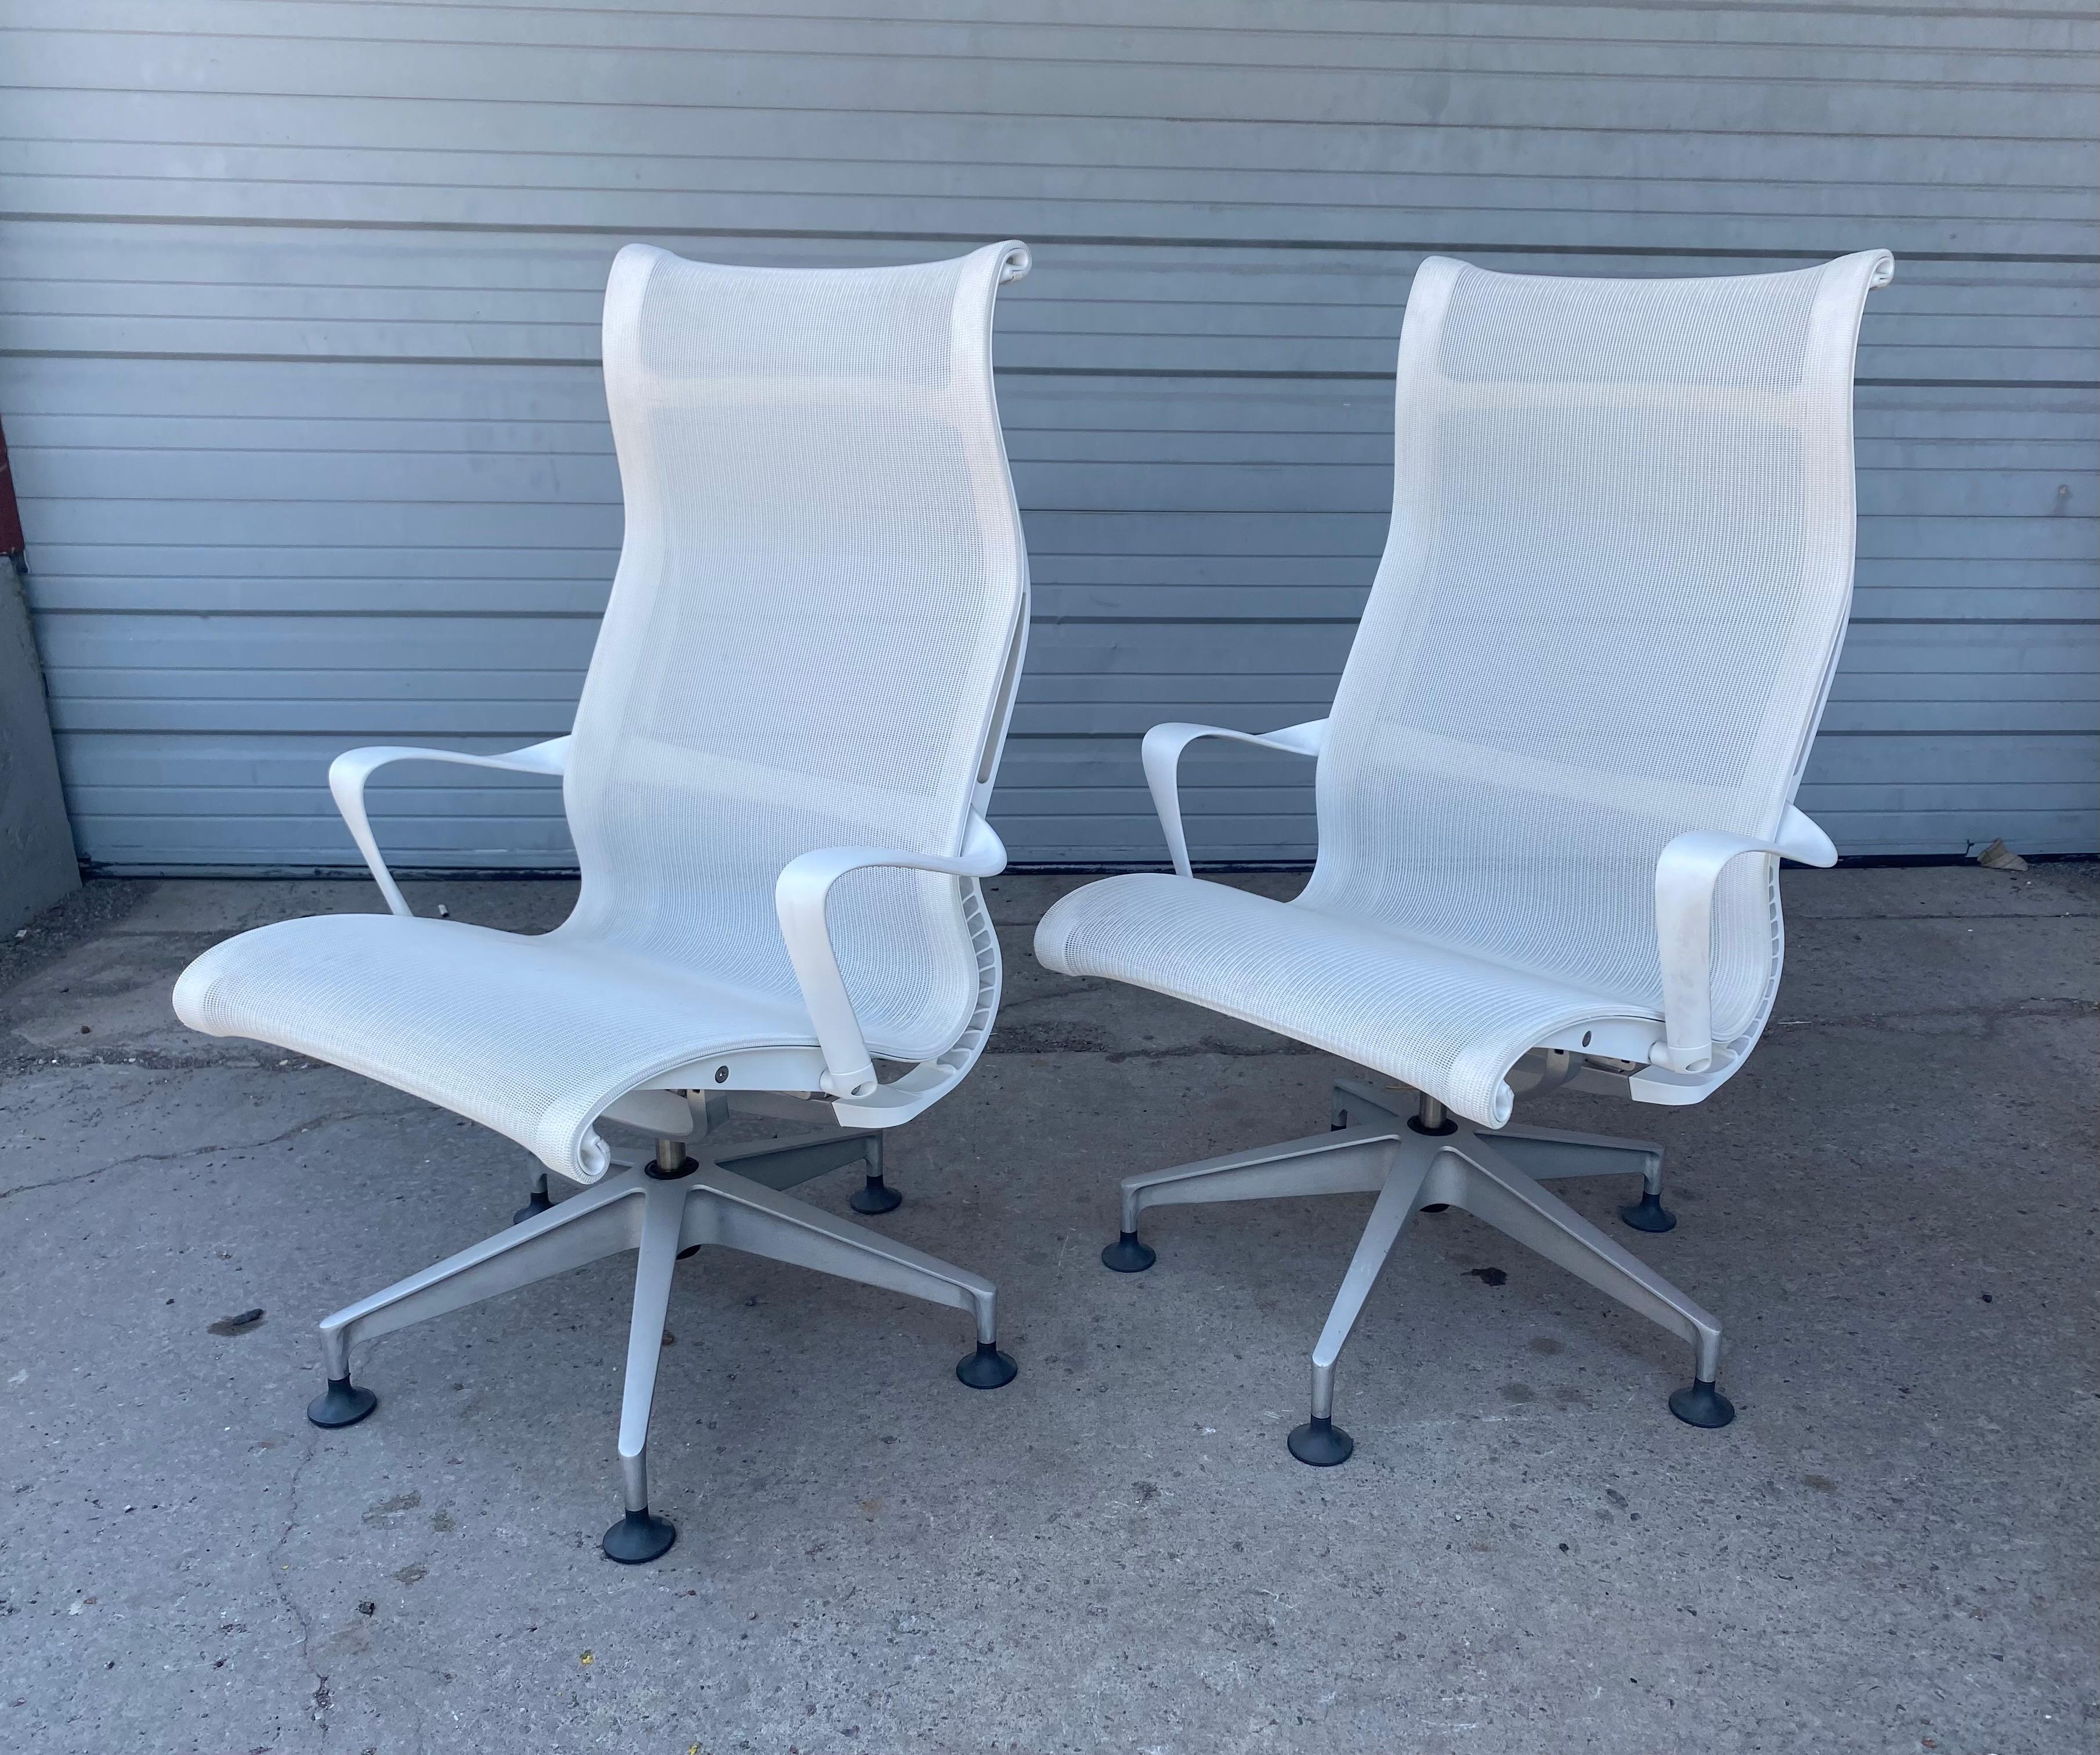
(174, 239), (1034, 1561)
(1035, 250), (1894, 1466)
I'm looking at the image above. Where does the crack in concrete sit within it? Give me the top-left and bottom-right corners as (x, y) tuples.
(0, 1108), (406, 1203)
(266, 1432), (332, 1748)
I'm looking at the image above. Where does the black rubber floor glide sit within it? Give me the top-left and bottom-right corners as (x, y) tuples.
(956, 1341), (1018, 1389)
(308, 1376), (378, 1428)
(1620, 1190), (1678, 1233)
(1286, 1415), (1355, 1467)
(1668, 1379), (1736, 1428)
(849, 1173), (903, 1215)
(1101, 1231), (1157, 1273)
(602, 1507), (677, 1564)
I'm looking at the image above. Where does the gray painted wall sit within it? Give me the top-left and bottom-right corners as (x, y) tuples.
(2, 1), (2094, 869)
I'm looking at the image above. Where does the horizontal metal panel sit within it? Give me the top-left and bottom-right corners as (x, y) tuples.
(37, 623), (2094, 737)
(16, 15), (2091, 131)
(3, 224), (2094, 384)
(24, 0), (2098, 50)
(6, 358), (2095, 448)
(19, 499), (2095, 569)
(56, 786), (2098, 869)
(75, 611), (2082, 676)
(17, 577), (2100, 629)
(15, 447), (2097, 526)
(30, 0), (2099, 68)
(48, 691), (2098, 742)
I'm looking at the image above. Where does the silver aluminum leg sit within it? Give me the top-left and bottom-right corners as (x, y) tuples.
(1288, 1136), (1441, 1466)
(1331, 1077), (1429, 1132)
(1487, 1124), (1662, 1192)
(1102, 1125), (1401, 1272)
(683, 1164), (1015, 1385)
(1334, 1077), (1664, 1193)
(1443, 1137), (1721, 1382)
(1333, 1076), (1673, 1229)
(603, 1170), (685, 1562)
(1488, 1121), (1678, 1232)
(319, 1173), (644, 1382)
(713, 1126), (887, 1201)
(1119, 1129), (1398, 1230)
(1104, 1079), (1734, 1463)
(1307, 1146), (1440, 1422)
(308, 1146), (1015, 1562)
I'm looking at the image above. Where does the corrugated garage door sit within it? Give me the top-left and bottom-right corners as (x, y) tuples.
(2, 0), (2094, 869)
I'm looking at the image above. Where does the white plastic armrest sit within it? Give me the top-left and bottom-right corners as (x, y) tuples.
(328, 736), (572, 918)
(1653, 805), (1837, 1074)
(774, 813), (1009, 1102)
(1141, 719), (1328, 878)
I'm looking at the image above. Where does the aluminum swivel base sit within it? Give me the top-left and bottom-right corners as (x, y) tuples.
(309, 1141), (1013, 1564)
(516, 1124), (891, 1224)
(1107, 1078), (1729, 1465)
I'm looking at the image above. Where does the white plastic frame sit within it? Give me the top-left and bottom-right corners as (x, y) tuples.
(774, 812), (1009, 1106)
(330, 736), (573, 917)
(1650, 805), (1837, 1073)
(1142, 718), (1329, 879)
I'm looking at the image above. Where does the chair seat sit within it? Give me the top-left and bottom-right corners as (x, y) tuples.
(174, 914), (830, 1183)
(1033, 875), (1659, 1129)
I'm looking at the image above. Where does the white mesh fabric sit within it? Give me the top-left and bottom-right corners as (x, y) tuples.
(175, 916), (816, 1180)
(1033, 874), (1650, 1121)
(1039, 252), (1888, 1126)
(176, 242), (1030, 1181)
(562, 243), (1026, 1052)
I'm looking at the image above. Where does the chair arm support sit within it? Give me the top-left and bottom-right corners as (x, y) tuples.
(328, 737), (572, 918)
(775, 814), (1009, 1102)
(1141, 719), (1328, 878)
(1652, 805), (1837, 1073)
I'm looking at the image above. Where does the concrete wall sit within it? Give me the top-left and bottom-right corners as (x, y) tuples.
(1, 2), (2094, 869)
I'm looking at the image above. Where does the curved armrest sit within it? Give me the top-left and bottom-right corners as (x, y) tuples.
(1652, 804), (1837, 1074)
(1141, 719), (1328, 878)
(775, 814), (1009, 1102)
(329, 737), (572, 918)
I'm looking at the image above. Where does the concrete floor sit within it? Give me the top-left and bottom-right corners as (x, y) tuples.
(0, 865), (2092, 1754)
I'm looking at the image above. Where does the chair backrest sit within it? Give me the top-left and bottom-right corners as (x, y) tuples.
(558, 241), (1030, 1057)
(1301, 251), (1889, 1043)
